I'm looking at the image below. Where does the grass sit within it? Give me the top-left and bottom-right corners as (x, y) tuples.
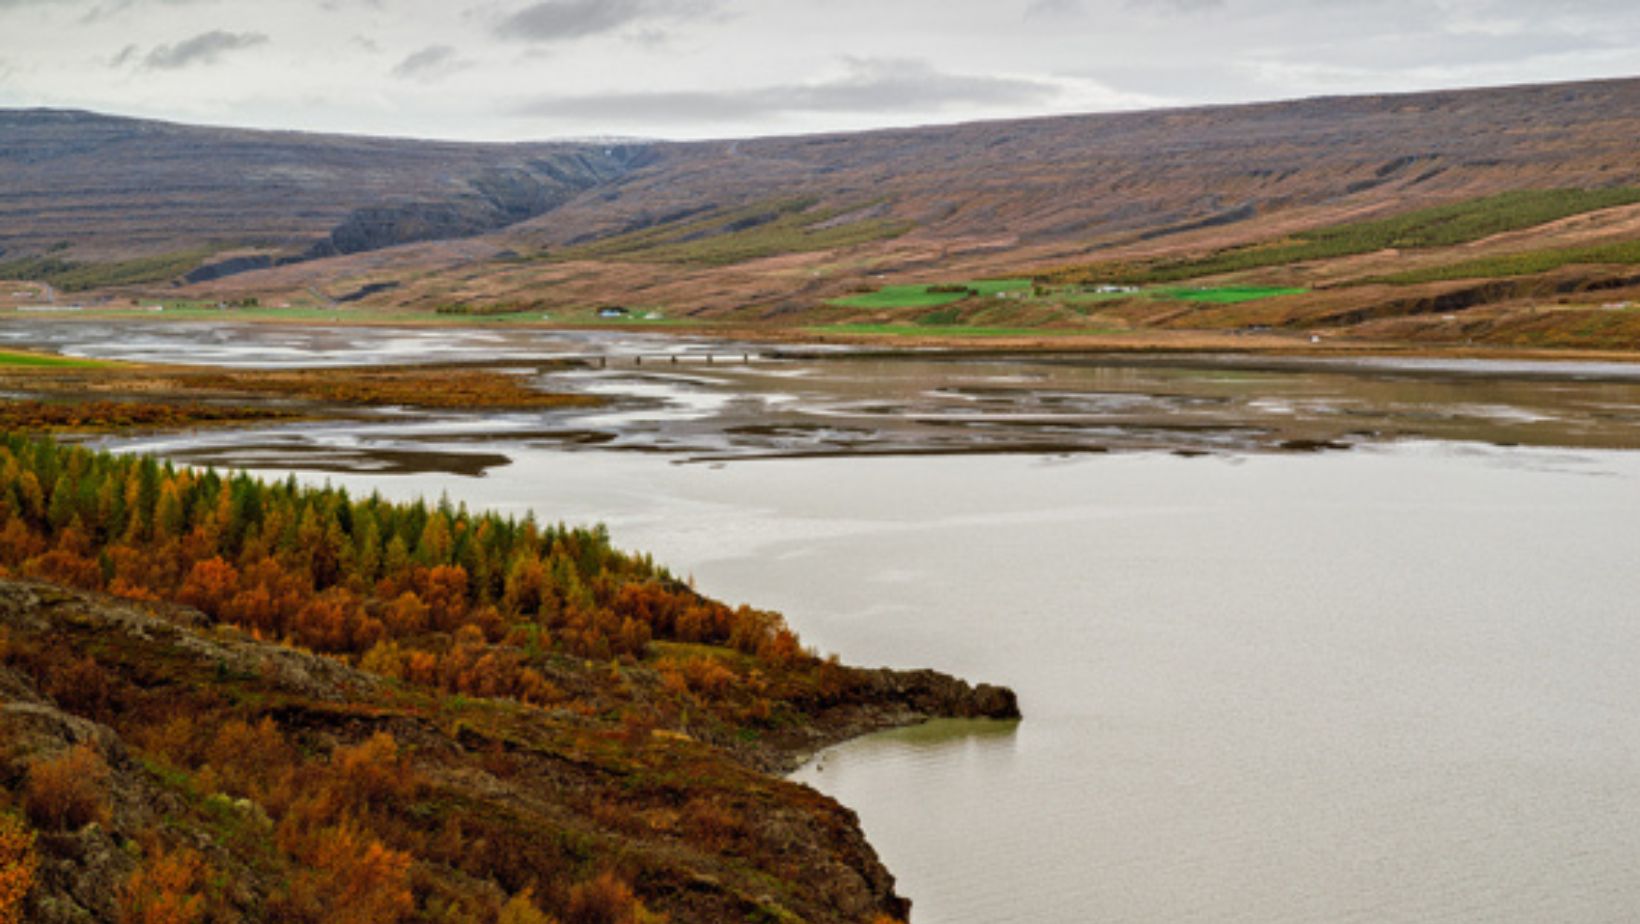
(182, 367), (596, 410)
(807, 323), (1115, 338)
(964, 279), (1035, 296)
(1044, 188), (1640, 286)
(0, 399), (298, 432)
(33, 303), (548, 325)
(830, 286), (969, 310)
(1370, 238), (1640, 284)
(822, 279), (1296, 333)
(0, 249), (212, 292)
(0, 349), (108, 369)
(144, 305), (359, 321)
(1150, 285), (1308, 303)
(829, 278), (1032, 309)
(573, 312), (702, 327)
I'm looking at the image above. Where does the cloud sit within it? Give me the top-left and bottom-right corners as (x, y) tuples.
(142, 30), (268, 70)
(1025, 0), (1081, 18)
(1126, 0), (1225, 13)
(392, 45), (469, 81)
(75, 0), (217, 26)
(1029, 0), (1222, 18)
(494, 0), (720, 43)
(513, 58), (1063, 124)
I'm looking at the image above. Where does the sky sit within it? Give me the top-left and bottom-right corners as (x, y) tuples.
(0, 0), (1638, 142)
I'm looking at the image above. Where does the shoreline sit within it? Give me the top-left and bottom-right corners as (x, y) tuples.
(8, 308), (1640, 366)
(0, 574), (1017, 922)
(746, 667), (1022, 777)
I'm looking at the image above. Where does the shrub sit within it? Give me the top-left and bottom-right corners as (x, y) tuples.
(117, 844), (206, 924)
(24, 744), (111, 830)
(563, 872), (659, 924)
(0, 814), (36, 924)
(498, 889), (556, 924)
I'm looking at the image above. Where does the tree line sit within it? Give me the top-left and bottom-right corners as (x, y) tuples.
(0, 435), (806, 696)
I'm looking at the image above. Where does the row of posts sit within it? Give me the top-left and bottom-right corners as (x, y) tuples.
(596, 353), (754, 368)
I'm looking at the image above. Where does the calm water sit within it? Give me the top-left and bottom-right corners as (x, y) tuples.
(164, 446), (1640, 924)
(12, 320), (1640, 922)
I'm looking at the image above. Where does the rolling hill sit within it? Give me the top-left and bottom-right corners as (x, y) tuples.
(5, 76), (1640, 349)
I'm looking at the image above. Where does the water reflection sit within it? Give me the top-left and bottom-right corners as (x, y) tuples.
(807, 718), (1020, 765)
(8, 319), (1639, 472)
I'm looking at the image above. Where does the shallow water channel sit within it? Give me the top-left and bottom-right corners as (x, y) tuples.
(10, 320), (1640, 923)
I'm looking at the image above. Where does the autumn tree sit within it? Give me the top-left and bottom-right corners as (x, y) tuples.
(284, 823), (414, 924)
(0, 813), (35, 924)
(117, 844), (206, 924)
(563, 872), (662, 924)
(499, 889), (556, 924)
(24, 744), (111, 831)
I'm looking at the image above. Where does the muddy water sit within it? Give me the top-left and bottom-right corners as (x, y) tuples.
(10, 320), (1640, 922)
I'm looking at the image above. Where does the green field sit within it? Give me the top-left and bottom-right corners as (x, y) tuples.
(827, 279), (1299, 329)
(829, 278), (1032, 309)
(1151, 285), (1308, 303)
(0, 349), (108, 368)
(808, 323), (1116, 338)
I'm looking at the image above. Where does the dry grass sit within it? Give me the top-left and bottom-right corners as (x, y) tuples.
(0, 358), (595, 435)
(185, 367), (596, 410)
(0, 400), (298, 433)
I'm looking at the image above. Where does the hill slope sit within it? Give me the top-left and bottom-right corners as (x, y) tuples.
(5, 78), (1640, 348)
(0, 109), (651, 267)
(0, 435), (1019, 923)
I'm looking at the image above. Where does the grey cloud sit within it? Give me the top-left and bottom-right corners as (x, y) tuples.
(494, 0), (719, 43)
(143, 30), (268, 70)
(79, 0), (215, 26)
(392, 45), (469, 81)
(1030, 0), (1225, 21)
(1126, 0), (1225, 13)
(514, 58), (1061, 124)
(1025, 0), (1080, 17)
(109, 43), (138, 67)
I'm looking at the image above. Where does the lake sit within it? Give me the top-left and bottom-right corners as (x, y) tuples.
(10, 319), (1640, 923)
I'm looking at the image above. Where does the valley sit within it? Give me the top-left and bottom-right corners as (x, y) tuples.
(5, 78), (1640, 354)
(5, 71), (1640, 924)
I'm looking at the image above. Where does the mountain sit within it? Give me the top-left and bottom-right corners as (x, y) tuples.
(4, 77), (1640, 348)
(0, 109), (650, 267)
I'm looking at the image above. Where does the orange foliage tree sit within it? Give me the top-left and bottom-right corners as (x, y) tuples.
(0, 813), (35, 924)
(117, 844), (206, 924)
(23, 744), (111, 831)
(285, 822), (414, 924)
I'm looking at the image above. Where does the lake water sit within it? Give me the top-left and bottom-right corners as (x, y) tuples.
(10, 320), (1640, 922)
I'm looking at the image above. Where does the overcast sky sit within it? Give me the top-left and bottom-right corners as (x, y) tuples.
(1, 0), (1637, 141)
